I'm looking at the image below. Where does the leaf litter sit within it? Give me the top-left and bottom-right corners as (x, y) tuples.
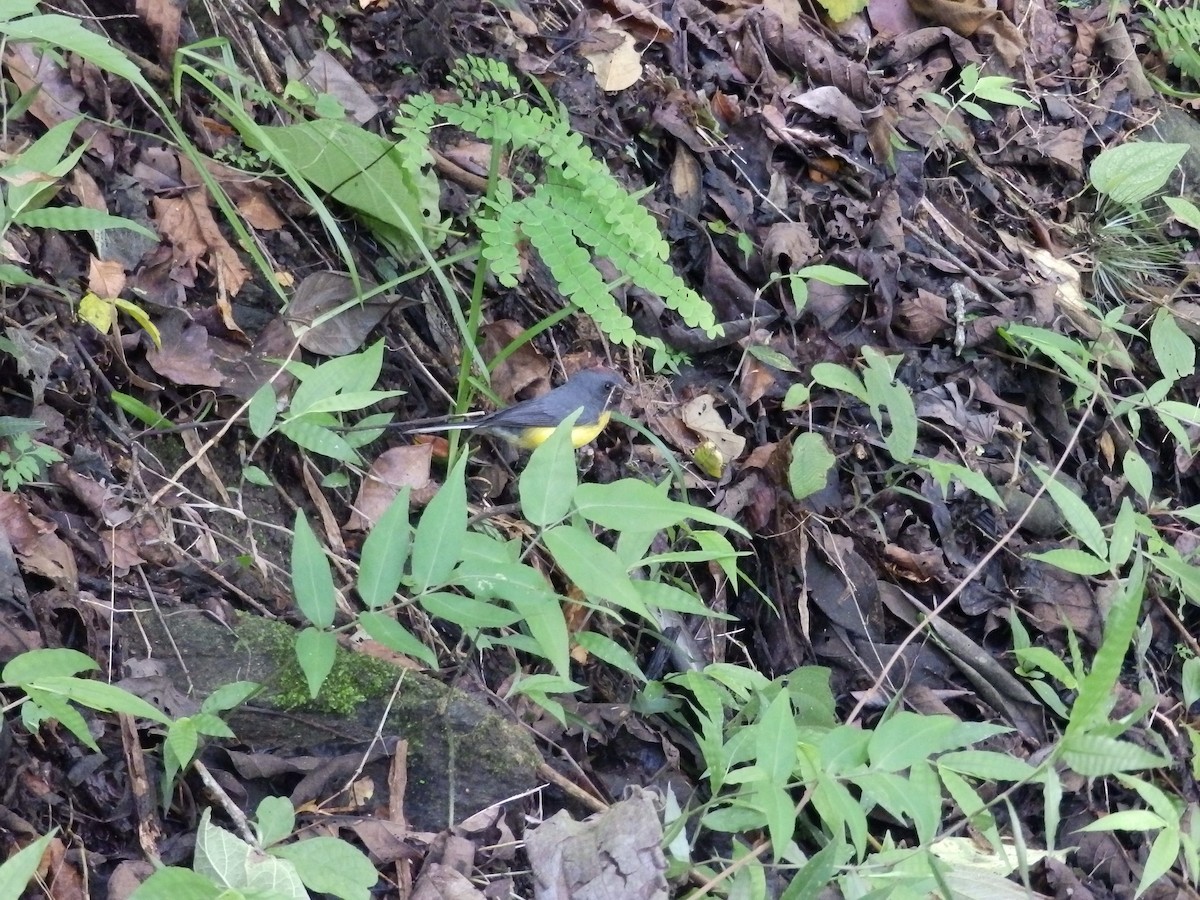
(0, 0), (1198, 894)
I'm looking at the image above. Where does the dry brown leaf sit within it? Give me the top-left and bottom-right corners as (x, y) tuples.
(681, 395), (746, 462)
(582, 28), (642, 92)
(135, 0), (182, 63)
(88, 257), (126, 300)
(0, 492), (77, 587)
(907, 0), (1026, 66)
(347, 444), (436, 530)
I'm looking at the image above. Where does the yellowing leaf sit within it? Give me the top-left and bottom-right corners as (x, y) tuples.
(814, 0), (868, 22)
(78, 291), (115, 333)
(112, 299), (162, 348)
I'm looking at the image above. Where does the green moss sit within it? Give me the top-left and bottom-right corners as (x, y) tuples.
(235, 617), (400, 715)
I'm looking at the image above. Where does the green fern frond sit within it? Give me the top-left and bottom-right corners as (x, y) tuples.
(541, 174), (717, 334)
(1143, 1), (1200, 83)
(394, 56), (722, 347)
(517, 195), (638, 346)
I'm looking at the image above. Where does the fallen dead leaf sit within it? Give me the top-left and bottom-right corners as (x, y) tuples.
(347, 444), (436, 530)
(681, 395), (746, 462)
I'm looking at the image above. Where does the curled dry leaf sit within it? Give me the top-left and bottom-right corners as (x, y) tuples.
(347, 444), (436, 530)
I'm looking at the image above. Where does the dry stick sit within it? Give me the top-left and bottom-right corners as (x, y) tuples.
(687, 378), (1099, 899)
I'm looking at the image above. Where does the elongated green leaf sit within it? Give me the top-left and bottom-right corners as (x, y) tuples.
(937, 750), (1037, 782)
(519, 413), (579, 526)
(543, 525), (648, 617)
(1061, 732), (1168, 776)
(291, 511), (335, 629)
(18, 206), (158, 238)
(1026, 548), (1110, 576)
(278, 416), (361, 463)
(2, 14), (146, 86)
(1150, 307), (1195, 382)
(294, 627), (336, 698)
(421, 591), (522, 629)
(574, 632), (643, 680)
(573, 479), (748, 536)
(868, 712), (958, 772)
(410, 454), (468, 591)
(0, 832), (55, 899)
(358, 611), (437, 667)
(794, 264), (867, 286)
(27, 676), (170, 723)
(1032, 467), (1107, 559)
(1067, 557), (1144, 735)
(3, 648), (97, 682)
(357, 488), (411, 609)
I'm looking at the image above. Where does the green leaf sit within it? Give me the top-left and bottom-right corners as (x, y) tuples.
(203, 681), (260, 715)
(0, 832), (55, 900)
(1082, 809), (1167, 832)
(272, 835), (378, 899)
(811, 362), (867, 403)
(421, 591), (522, 629)
(255, 796), (296, 848)
(793, 264), (867, 286)
(519, 413), (579, 526)
(782, 383), (810, 410)
(1184, 658), (1200, 709)
(127, 866), (225, 898)
(243, 465), (271, 487)
(868, 712), (959, 771)
(1165, 195), (1200, 231)
(278, 415), (362, 463)
(506, 588), (571, 676)
(747, 345), (799, 373)
(357, 488), (411, 609)
(1108, 497), (1137, 569)
(295, 627), (337, 698)
(110, 391), (171, 428)
(631, 580), (734, 619)
(3, 647), (97, 682)
(164, 717), (199, 772)
(543, 525), (649, 618)
(296, 390), (404, 415)
(18, 206), (158, 238)
(755, 690), (798, 785)
(291, 511), (335, 629)
(937, 750), (1037, 782)
(1067, 557), (1145, 735)
(1015, 646), (1078, 689)
(1089, 142), (1188, 206)
(24, 676), (170, 723)
(574, 632), (644, 680)
(1031, 466), (1107, 559)
(1150, 307), (1195, 382)
(1139, 826), (1182, 897)
(1061, 732), (1168, 776)
(247, 119), (440, 259)
(3, 14), (147, 87)
(573, 479), (749, 536)
(1026, 548), (1110, 576)
(358, 611), (437, 667)
(1122, 450), (1153, 502)
(788, 432), (835, 500)
(247, 382), (278, 438)
(922, 458), (1004, 506)
(410, 453), (468, 592)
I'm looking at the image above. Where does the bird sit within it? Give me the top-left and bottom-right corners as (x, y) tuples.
(402, 366), (629, 449)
